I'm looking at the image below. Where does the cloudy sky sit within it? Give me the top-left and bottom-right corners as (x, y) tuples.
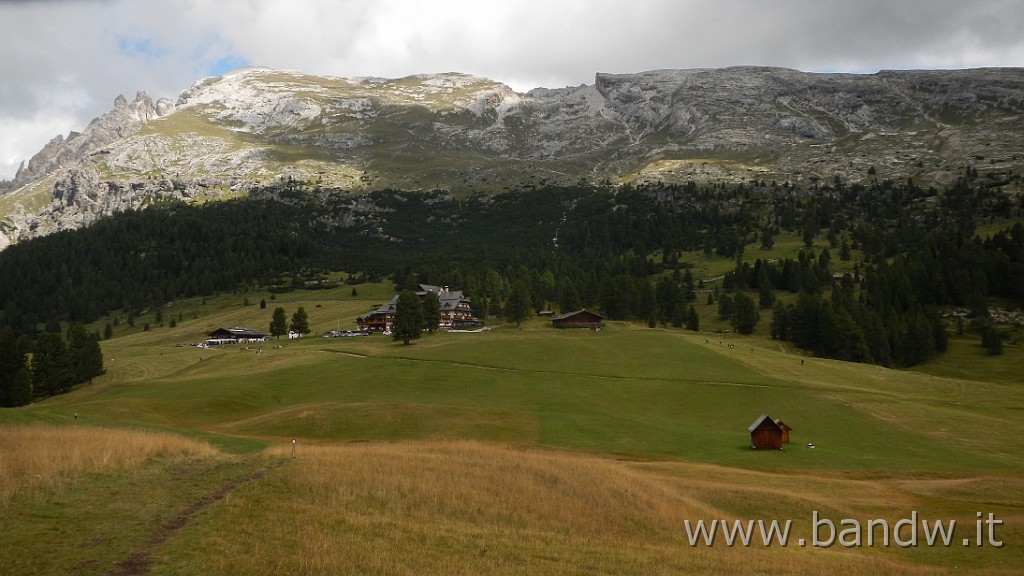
(2, 0), (1022, 180)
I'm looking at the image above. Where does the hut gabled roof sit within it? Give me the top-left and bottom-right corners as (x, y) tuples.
(551, 309), (606, 321)
(748, 414), (784, 433)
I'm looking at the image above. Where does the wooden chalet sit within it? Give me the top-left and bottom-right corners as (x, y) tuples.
(551, 309), (605, 329)
(356, 300), (398, 333)
(748, 414), (785, 450)
(774, 419), (793, 444)
(356, 284), (482, 333)
(206, 327), (267, 346)
(422, 285), (483, 330)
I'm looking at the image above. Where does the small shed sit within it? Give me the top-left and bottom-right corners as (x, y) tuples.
(774, 419), (793, 444)
(551, 309), (606, 329)
(748, 414), (784, 450)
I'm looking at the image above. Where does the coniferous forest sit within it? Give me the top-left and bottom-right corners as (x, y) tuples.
(1, 171), (1023, 404)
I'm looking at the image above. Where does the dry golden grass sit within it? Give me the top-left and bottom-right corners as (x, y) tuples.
(151, 441), (1020, 575)
(0, 423), (219, 505)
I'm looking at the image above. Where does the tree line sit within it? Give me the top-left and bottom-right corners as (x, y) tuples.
(0, 172), (1021, 400)
(0, 324), (104, 407)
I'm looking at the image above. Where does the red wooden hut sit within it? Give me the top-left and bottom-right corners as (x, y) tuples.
(748, 414), (784, 450)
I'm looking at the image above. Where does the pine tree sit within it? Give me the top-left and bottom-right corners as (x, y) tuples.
(31, 332), (74, 399)
(756, 266), (775, 309)
(0, 328), (23, 407)
(9, 367), (32, 407)
(637, 280), (656, 324)
(682, 269), (696, 302)
(290, 307), (310, 334)
(717, 293), (734, 321)
(770, 301), (790, 340)
(392, 290), (423, 344)
(66, 324), (104, 384)
(504, 279), (531, 327)
(839, 239), (852, 261)
(685, 305), (700, 331)
(981, 325), (1003, 355)
(422, 291), (441, 333)
(730, 292), (760, 335)
(655, 276), (680, 326)
(270, 307), (288, 339)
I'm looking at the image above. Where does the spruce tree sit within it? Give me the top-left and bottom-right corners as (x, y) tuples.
(717, 293), (734, 321)
(31, 332), (73, 399)
(290, 307), (310, 334)
(731, 292), (760, 335)
(422, 291), (441, 333)
(981, 325), (1003, 355)
(0, 328), (22, 406)
(770, 301), (790, 341)
(559, 280), (581, 313)
(66, 324), (104, 384)
(756, 266), (775, 309)
(685, 305), (700, 331)
(270, 307), (288, 339)
(504, 279), (531, 327)
(10, 367), (32, 407)
(392, 290), (423, 344)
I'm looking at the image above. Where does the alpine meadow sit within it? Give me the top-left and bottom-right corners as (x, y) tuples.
(1, 65), (1024, 575)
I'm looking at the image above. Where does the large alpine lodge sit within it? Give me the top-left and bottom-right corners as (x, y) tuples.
(357, 284), (483, 333)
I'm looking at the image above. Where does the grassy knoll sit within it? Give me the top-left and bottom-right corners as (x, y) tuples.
(1, 288), (1022, 574)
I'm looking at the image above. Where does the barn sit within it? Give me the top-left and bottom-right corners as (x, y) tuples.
(206, 327), (267, 346)
(748, 414), (785, 450)
(551, 309), (605, 329)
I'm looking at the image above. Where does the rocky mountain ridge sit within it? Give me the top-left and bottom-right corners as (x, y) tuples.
(1, 65), (1022, 250)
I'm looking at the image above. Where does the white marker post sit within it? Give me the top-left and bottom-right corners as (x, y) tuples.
(291, 438), (297, 459)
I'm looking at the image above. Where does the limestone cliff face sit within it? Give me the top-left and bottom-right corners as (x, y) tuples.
(1, 66), (1022, 250)
(10, 91), (174, 189)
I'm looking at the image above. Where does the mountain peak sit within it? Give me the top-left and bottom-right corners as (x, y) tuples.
(2, 66), (1022, 251)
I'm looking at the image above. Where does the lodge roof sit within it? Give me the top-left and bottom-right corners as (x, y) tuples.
(363, 286), (472, 317)
(208, 326), (265, 339)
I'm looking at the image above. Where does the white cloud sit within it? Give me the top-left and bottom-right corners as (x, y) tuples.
(1, 0), (1022, 180)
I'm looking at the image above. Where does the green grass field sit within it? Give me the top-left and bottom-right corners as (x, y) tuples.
(2, 287), (1022, 575)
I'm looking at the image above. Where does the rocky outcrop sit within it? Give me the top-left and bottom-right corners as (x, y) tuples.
(8, 91), (174, 190)
(2, 66), (1022, 251)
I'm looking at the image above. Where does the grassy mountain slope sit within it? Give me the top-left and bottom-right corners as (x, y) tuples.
(2, 287), (1022, 573)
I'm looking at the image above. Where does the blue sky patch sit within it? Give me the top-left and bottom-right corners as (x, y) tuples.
(209, 55), (250, 76)
(117, 37), (167, 61)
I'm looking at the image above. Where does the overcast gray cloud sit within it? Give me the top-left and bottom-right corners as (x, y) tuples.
(2, 0), (1022, 180)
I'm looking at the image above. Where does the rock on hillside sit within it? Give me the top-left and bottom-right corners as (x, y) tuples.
(1, 66), (1022, 249)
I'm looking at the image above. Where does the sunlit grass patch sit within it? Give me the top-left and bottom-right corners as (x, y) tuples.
(0, 423), (219, 505)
